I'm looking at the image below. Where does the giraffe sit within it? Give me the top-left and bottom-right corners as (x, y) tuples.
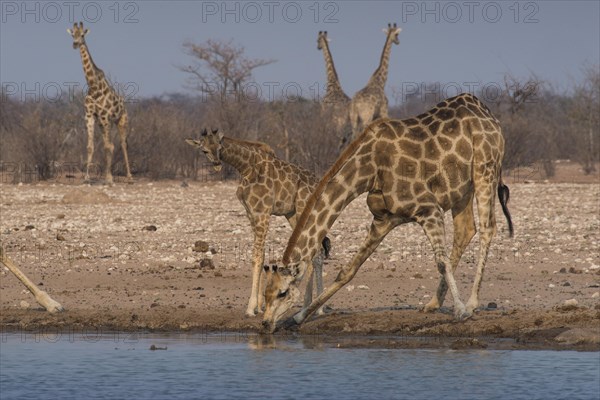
(0, 245), (64, 313)
(185, 129), (331, 317)
(261, 93), (514, 332)
(345, 23), (401, 148)
(317, 31), (351, 137)
(67, 22), (132, 184)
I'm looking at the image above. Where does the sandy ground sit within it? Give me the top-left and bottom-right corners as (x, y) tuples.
(1, 162), (599, 349)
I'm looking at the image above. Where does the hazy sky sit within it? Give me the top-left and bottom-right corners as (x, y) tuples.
(1, 0), (599, 102)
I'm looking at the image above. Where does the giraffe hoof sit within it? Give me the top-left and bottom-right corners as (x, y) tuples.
(245, 310), (257, 317)
(423, 301), (440, 313)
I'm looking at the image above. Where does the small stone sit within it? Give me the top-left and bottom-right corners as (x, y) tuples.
(199, 258), (214, 269)
(56, 233), (66, 241)
(20, 300), (30, 309)
(213, 271), (223, 277)
(143, 225), (157, 231)
(562, 282), (571, 287)
(559, 267), (567, 273)
(56, 214), (65, 219)
(568, 267), (582, 274)
(180, 181), (189, 188)
(25, 225), (35, 231)
(563, 298), (578, 308)
(548, 284), (555, 288)
(193, 241), (210, 252)
(346, 285), (355, 292)
(592, 292), (599, 298)
(357, 285), (370, 290)
(487, 302), (498, 309)
(412, 273), (423, 279)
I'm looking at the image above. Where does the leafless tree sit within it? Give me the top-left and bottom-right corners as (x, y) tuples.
(569, 63), (600, 174)
(179, 39), (275, 102)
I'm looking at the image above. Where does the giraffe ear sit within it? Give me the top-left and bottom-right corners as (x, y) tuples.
(84, 28), (89, 35)
(201, 128), (208, 136)
(263, 265), (270, 273)
(185, 138), (200, 147)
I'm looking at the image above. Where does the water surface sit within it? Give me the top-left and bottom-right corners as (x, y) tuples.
(1, 333), (598, 400)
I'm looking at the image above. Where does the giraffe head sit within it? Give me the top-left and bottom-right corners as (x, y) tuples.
(384, 23), (401, 45)
(261, 262), (304, 333)
(185, 128), (225, 172)
(317, 31), (329, 50)
(67, 22), (89, 49)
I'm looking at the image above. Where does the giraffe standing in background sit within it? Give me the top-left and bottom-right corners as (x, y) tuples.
(68, 22), (132, 184)
(262, 93), (513, 332)
(186, 129), (331, 317)
(317, 31), (351, 140)
(346, 23), (401, 146)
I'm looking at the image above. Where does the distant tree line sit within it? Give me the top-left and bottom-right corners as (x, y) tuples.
(1, 40), (597, 183)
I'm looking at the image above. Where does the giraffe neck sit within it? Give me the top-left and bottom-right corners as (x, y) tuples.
(78, 43), (102, 88)
(283, 135), (375, 266)
(368, 33), (395, 89)
(320, 40), (344, 95)
(220, 138), (264, 177)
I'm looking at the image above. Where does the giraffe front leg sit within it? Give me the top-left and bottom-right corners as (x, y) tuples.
(117, 113), (133, 183)
(312, 252), (327, 316)
(84, 113), (95, 182)
(293, 217), (395, 325)
(246, 214), (269, 317)
(101, 122), (114, 185)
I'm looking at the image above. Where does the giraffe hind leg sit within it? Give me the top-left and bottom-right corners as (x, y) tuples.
(424, 194), (476, 313)
(117, 113), (133, 182)
(466, 171), (498, 315)
(416, 205), (468, 320)
(101, 122), (114, 184)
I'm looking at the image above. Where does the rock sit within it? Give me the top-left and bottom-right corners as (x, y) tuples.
(149, 345), (167, 351)
(412, 273), (423, 279)
(180, 181), (189, 188)
(62, 188), (111, 204)
(193, 240), (210, 252)
(557, 298), (580, 311)
(24, 225), (35, 231)
(143, 225), (157, 231)
(450, 338), (487, 350)
(346, 285), (355, 292)
(357, 285), (370, 290)
(213, 271), (223, 277)
(564, 298), (578, 307)
(592, 292), (599, 298)
(20, 300), (30, 309)
(199, 258), (214, 269)
(559, 267), (567, 273)
(555, 328), (600, 345)
(56, 214), (65, 219)
(56, 233), (66, 241)
(568, 267), (582, 274)
(562, 282), (571, 287)
(487, 302), (498, 310)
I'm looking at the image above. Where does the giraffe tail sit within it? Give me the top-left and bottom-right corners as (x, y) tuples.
(497, 175), (514, 238)
(321, 237), (332, 259)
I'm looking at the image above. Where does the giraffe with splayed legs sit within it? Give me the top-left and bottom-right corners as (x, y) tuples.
(67, 22), (132, 184)
(344, 23), (401, 147)
(317, 31), (351, 139)
(186, 129), (330, 317)
(262, 93), (513, 332)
